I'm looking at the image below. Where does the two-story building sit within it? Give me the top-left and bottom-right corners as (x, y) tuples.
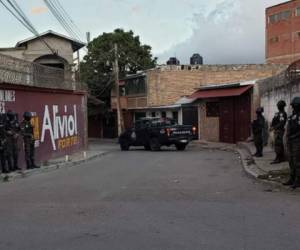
(0, 30), (85, 83)
(266, 0), (300, 64)
(109, 64), (286, 142)
(0, 31), (89, 169)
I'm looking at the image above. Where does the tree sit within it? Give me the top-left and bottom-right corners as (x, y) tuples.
(81, 28), (157, 108)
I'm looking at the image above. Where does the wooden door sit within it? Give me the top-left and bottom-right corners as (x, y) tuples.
(219, 98), (235, 143)
(182, 106), (199, 139)
(234, 92), (251, 142)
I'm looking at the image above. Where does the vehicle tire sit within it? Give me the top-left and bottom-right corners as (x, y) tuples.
(120, 139), (130, 151)
(144, 144), (151, 151)
(150, 137), (161, 151)
(175, 143), (187, 151)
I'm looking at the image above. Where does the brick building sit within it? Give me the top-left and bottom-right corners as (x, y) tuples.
(110, 64), (286, 142)
(266, 0), (300, 64)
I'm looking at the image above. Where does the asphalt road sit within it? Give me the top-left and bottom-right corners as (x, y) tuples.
(0, 144), (300, 250)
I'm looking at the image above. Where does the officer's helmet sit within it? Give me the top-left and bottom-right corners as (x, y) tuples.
(23, 111), (32, 120)
(6, 110), (15, 120)
(291, 97), (300, 105)
(256, 107), (264, 114)
(277, 100), (286, 108)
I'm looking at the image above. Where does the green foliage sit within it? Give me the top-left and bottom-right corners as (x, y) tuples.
(81, 29), (157, 108)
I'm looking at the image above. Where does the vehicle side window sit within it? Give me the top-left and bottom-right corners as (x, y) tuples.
(144, 121), (151, 128)
(135, 121), (141, 129)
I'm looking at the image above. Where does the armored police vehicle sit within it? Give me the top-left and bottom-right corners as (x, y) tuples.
(119, 117), (197, 151)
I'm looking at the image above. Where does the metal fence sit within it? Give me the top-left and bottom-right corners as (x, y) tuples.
(0, 53), (85, 90)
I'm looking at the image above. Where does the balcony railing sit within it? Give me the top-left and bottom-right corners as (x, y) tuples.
(0, 53), (85, 90)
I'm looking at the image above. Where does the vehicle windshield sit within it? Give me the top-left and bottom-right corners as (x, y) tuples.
(150, 117), (177, 126)
(134, 117), (177, 128)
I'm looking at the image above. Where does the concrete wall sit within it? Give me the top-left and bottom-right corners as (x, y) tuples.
(0, 83), (87, 168)
(146, 64), (285, 107)
(24, 36), (74, 64)
(0, 35), (74, 66)
(0, 48), (26, 60)
(258, 71), (300, 124)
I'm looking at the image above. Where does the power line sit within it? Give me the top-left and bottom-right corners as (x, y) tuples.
(0, 0), (34, 32)
(1, 0), (56, 54)
(44, 0), (83, 42)
(44, 0), (88, 53)
(52, 0), (84, 39)
(44, 0), (76, 38)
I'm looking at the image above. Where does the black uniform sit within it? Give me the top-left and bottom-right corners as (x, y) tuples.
(285, 97), (300, 188)
(6, 111), (20, 171)
(20, 112), (38, 170)
(0, 118), (9, 174)
(252, 108), (265, 157)
(270, 101), (287, 164)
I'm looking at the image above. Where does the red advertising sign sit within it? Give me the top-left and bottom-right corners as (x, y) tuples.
(0, 86), (86, 168)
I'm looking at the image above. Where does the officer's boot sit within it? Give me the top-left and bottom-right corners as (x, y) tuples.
(283, 169), (295, 186)
(13, 157), (20, 171)
(271, 154), (281, 164)
(26, 160), (32, 170)
(30, 158), (40, 169)
(292, 178), (300, 189)
(292, 170), (300, 189)
(283, 178), (294, 186)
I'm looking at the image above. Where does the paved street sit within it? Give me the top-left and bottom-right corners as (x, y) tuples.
(0, 144), (300, 250)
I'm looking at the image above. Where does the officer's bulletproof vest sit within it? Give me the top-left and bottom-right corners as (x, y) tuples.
(287, 113), (300, 142)
(22, 121), (33, 137)
(271, 111), (287, 131)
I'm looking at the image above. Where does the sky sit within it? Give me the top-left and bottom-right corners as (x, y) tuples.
(0, 0), (286, 64)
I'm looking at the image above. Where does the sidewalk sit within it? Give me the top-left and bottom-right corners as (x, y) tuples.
(237, 141), (290, 183)
(191, 140), (291, 186)
(0, 139), (119, 183)
(189, 140), (237, 151)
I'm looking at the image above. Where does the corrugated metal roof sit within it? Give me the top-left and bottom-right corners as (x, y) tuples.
(16, 30), (86, 52)
(190, 85), (252, 99)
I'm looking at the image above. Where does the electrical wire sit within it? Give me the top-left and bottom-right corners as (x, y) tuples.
(44, 0), (83, 42)
(0, 0), (34, 32)
(2, 0), (56, 54)
(52, 0), (84, 39)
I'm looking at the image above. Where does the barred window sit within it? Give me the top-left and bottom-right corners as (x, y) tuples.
(269, 10), (291, 24)
(206, 102), (220, 117)
(125, 77), (146, 96)
(270, 36), (279, 44)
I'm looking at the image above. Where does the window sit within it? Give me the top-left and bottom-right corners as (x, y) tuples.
(270, 36), (279, 44)
(161, 111), (166, 118)
(150, 118), (177, 127)
(135, 112), (146, 121)
(269, 10), (291, 24)
(206, 102), (220, 117)
(125, 77), (146, 96)
(172, 111), (178, 122)
(151, 112), (156, 117)
(296, 7), (300, 16)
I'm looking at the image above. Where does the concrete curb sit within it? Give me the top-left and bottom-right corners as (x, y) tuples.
(0, 151), (110, 183)
(235, 143), (295, 191)
(193, 141), (293, 190)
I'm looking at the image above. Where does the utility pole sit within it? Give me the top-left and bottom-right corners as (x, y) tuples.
(114, 43), (124, 136)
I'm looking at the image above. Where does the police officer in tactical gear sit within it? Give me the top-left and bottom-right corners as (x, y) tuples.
(284, 97), (300, 189)
(252, 107), (265, 157)
(6, 110), (20, 171)
(0, 114), (9, 173)
(20, 111), (39, 169)
(270, 100), (287, 164)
